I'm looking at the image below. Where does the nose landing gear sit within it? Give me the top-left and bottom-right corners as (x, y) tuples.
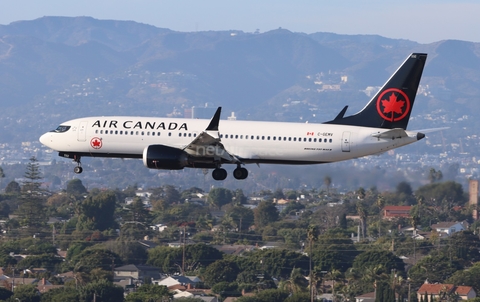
(73, 155), (83, 174)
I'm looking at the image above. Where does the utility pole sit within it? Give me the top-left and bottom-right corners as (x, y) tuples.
(182, 225), (186, 276)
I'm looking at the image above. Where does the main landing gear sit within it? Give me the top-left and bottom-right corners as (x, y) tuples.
(211, 165), (248, 181)
(73, 155), (83, 174)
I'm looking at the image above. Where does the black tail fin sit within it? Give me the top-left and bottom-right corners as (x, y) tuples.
(325, 53), (427, 130)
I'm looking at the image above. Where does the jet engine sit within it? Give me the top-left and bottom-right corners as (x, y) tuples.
(143, 145), (189, 170)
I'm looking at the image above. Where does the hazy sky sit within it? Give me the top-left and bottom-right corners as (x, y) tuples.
(1, 0), (479, 44)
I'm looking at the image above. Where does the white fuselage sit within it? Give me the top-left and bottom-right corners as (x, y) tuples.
(39, 116), (420, 165)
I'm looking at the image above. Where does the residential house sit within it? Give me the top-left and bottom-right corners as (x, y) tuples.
(417, 283), (476, 301)
(114, 264), (162, 280)
(382, 206), (412, 220)
(154, 275), (201, 288)
(430, 222), (466, 236)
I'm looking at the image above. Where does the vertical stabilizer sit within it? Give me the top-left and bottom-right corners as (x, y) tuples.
(325, 53), (427, 129)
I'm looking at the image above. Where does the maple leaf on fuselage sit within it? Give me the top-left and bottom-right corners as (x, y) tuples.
(381, 93), (404, 115)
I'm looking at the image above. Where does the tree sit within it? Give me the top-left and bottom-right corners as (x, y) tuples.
(202, 259), (240, 286)
(307, 224), (319, 301)
(447, 231), (480, 266)
(124, 197), (151, 224)
(226, 205), (254, 232)
(16, 157), (48, 233)
(279, 267), (308, 294)
(208, 188), (233, 209)
(66, 179), (87, 199)
(10, 284), (40, 302)
(324, 176), (332, 195)
(71, 248), (122, 279)
(408, 253), (462, 288)
(356, 201), (368, 239)
(428, 168), (443, 183)
(125, 284), (172, 302)
(76, 190), (117, 231)
(78, 279), (124, 302)
(4, 180), (21, 195)
(312, 232), (359, 273)
(254, 200), (279, 228)
(40, 287), (80, 302)
(352, 251), (404, 275)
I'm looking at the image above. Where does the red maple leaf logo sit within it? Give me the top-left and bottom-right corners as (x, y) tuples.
(90, 137), (102, 149)
(376, 88), (410, 122)
(382, 93), (405, 115)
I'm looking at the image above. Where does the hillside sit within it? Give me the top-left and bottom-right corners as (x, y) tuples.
(0, 16), (480, 144)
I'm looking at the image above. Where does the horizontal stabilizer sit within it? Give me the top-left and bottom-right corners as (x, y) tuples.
(371, 128), (408, 139)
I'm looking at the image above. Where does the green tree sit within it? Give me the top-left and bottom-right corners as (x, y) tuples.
(125, 284), (172, 302)
(126, 197), (151, 223)
(324, 176), (332, 195)
(408, 253), (462, 288)
(4, 180), (21, 195)
(312, 230), (359, 273)
(254, 200), (279, 228)
(226, 205), (254, 232)
(208, 188), (233, 209)
(76, 190), (117, 231)
(202, 259), (240, 286)
(447, 231), (480, 266)
(279, 267), (308, 294)
(40, 287), (81, 302)
(447, 262), (480, 293)
(16, 157), (48, 233)
(66, 179), (88, 199)
(352, 251), (404, 275)
(78, 279), (124, 302)
(71, 248), (122, 279)
(11, 284), (40, 302)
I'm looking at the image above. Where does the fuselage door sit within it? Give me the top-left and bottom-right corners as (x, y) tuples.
(342, 131), (351, 152)
(77, 121), (87, 142)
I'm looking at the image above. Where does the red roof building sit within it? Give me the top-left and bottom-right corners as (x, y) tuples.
(417, 283), (476, 301)
(382, 206), (412, 220)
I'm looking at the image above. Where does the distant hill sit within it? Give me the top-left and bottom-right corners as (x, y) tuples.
(1, 16), (480, 143)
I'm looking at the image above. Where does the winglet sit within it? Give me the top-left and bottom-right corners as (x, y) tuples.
(206, 107), (222, 131)
(334, 106), (348, 120)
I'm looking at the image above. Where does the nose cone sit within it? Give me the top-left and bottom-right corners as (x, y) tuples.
(39, 133), (51, 147)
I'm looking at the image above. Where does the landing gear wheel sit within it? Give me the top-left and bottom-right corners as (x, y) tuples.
(233, 167), (248, 180)
(212, 168), (227, 181)
(73, 155), (83, 174)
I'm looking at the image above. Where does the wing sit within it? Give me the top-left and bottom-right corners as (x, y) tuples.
(183, 107), (240, 163)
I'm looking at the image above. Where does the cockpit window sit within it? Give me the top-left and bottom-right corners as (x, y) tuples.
(53, 125), (71, 133)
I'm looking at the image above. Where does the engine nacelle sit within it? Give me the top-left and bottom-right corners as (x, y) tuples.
(143, 145), (189, 170)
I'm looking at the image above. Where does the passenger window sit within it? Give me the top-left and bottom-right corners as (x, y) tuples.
(110, 130), (114, 134)
(262, 136), (265, 140)
(293, 137), (296, 141)
(168, 133), (171, 136)
(324, 138), (327, 142)
(115, 131), (118, 135)
(179, 133), (182, 137)
(267, 136), (270, 140)
(131, 131), (134, 135)
(100, 130), (103, 134)
(273, 137), (276, 141)
(309, 138), (312, 142)
(329, 139), (332, 143)
(288, 137), (291, 141)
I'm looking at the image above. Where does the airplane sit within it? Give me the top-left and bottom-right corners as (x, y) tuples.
(40, 53), (430, 181)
